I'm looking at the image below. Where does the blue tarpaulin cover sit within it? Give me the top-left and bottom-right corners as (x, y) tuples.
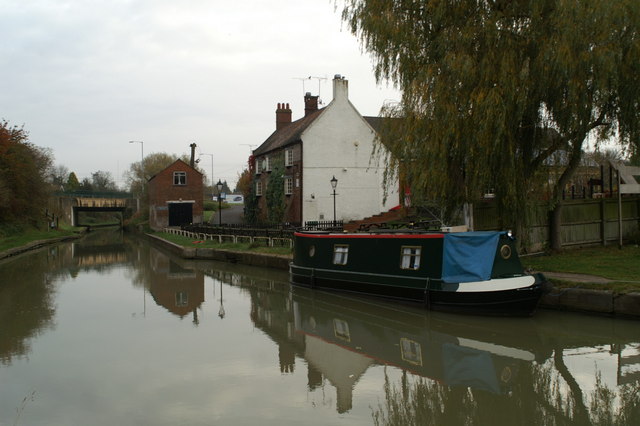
(441, 231), (502, 283)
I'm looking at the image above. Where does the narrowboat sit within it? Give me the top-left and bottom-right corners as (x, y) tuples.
(290, 230), (548, 316)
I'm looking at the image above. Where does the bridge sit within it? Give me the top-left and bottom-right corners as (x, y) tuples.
(52, 191), (139, 227)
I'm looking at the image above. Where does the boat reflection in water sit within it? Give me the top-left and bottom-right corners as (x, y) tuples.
(290, 288), (540, 412)
(241, 268), (639, 420)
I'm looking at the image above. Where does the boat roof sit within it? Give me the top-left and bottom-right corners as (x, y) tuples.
(294, 231), (445, 239)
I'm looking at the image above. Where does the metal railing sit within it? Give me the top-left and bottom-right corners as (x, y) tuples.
(163, 227), (293, 248)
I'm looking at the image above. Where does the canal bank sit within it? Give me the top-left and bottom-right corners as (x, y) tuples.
(145, 233), (640, 319)
(0, 234), (83, 261)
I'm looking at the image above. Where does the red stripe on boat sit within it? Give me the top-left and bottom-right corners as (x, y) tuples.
(294, 232), (444, 239)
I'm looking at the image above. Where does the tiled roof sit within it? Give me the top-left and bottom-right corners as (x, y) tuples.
(253, 108), (325, 156)
(147, 159), (202, 181)
(363, 116), (385, 133)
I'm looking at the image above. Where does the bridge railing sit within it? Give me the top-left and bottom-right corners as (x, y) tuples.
(53, 190), (134, 199)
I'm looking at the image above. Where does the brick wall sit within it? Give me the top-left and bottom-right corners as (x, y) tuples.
(148, 160), (203, 230)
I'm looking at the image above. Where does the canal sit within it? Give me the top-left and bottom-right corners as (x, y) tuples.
(1, 230), (638, 425)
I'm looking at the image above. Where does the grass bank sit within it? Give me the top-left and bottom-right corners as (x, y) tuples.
(522, 245), (640, 293)
(0, 224), (83, 252)
(154, 231), (293, 256)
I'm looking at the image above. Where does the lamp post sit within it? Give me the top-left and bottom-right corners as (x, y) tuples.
(218, 281), (225, 319)
(199, 153), (214, 200)
(330, 175), (338, 227)
(216, 179), (224, 226)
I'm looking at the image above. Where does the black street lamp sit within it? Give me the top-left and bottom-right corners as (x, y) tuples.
(330, 175), (338, 227)
(216, 179), (224, 226)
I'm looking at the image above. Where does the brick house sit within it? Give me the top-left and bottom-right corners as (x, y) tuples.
(252, 75), (398, 225)
(148, 159), (203, 230)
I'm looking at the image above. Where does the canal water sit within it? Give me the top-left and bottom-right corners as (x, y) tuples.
(1, 230), (639, 425)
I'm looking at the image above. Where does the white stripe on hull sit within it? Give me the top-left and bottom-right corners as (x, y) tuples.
(453, 275), (536, 292)
(457, 337), (536, 361)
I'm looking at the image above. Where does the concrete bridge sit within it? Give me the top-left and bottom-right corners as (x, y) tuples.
(51, 191), (139, 227)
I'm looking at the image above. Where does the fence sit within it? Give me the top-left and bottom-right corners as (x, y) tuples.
(473, 196), (640, 251)
(164, 226), (294, 248)
(175, 220), (344, 248)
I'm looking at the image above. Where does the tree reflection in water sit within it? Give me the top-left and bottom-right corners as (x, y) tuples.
(0, 249), (58, 365)
(372, 361), (640, 425)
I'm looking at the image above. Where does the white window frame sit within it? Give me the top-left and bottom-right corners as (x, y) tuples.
(175, 291), (188, 307)
(256, 157), (262, 174)
(256, 180), (263, 196)
(400, 246), (421, 270)
(173, 171), (187, 186)
(285, 149), (293, 167)
(333, 319), (350, 342)
(265, 156), (271, 172)
(333, 244), (349, 265)
(284, 177), (293, 195)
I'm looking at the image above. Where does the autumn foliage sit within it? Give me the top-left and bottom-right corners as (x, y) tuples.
(0, 120), (53, 225)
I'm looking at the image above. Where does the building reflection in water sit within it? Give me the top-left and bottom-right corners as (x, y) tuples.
(221, 267), (640, 419)
(147, 247), (204, 324)
(2, 232), (639, 423)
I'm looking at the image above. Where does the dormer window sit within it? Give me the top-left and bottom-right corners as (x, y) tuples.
(173, 171), (187, 185)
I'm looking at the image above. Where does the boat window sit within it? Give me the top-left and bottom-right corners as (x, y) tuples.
(500, 244), (512, 259)
(333, 244), (349, 265)
(309, 245), (316, 257)
(400, 246), (421, 270)
(400, 338), (423, 366)
(333, 319), (350, 342)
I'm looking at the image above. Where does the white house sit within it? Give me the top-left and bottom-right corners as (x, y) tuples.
(252, 75), (398, 225)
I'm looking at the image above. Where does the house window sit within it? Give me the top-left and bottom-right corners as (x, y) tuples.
(173, 171), (187, 185)
(256, 180), (263, 196)
(265, 156), (271, 172)
(333, 244), (349, 265)
(284, 177), (293, 195)
(175, 291), (188, 307)
(400, 246), (421, 270)
(285, 149), (293, 167)
(256, 158), (263, 174)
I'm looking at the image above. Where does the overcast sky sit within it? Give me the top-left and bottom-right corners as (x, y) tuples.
(1, 0), (400, 189)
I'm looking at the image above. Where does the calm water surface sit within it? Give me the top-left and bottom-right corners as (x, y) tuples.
(1, 230), (639, 425)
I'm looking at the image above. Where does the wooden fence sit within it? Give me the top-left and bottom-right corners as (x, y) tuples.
(473, 196), (640, 251)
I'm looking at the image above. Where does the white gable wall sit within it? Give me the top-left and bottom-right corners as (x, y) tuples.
(301, 77), (398, 224)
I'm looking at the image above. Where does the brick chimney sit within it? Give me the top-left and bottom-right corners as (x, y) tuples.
(304, 92), (319, 116)
(276, 103), (292, 130)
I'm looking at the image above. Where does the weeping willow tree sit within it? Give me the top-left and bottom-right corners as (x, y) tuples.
(342, 0), (640, 248)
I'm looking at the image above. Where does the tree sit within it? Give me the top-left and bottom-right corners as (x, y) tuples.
(91, 170), (118, 191)
(0, 120), (53, 224)
(342, 0), (640, 248)
(125, 152), (179, 195)
(124, 152), (180, 220)
(235, 168), (252, 196)
(79, 177), (93, 191)
(265, 156), (285, 223)
(48, 164), (69, 190)
(240, 157), (260, 224)
(66, 172), (80, 191)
